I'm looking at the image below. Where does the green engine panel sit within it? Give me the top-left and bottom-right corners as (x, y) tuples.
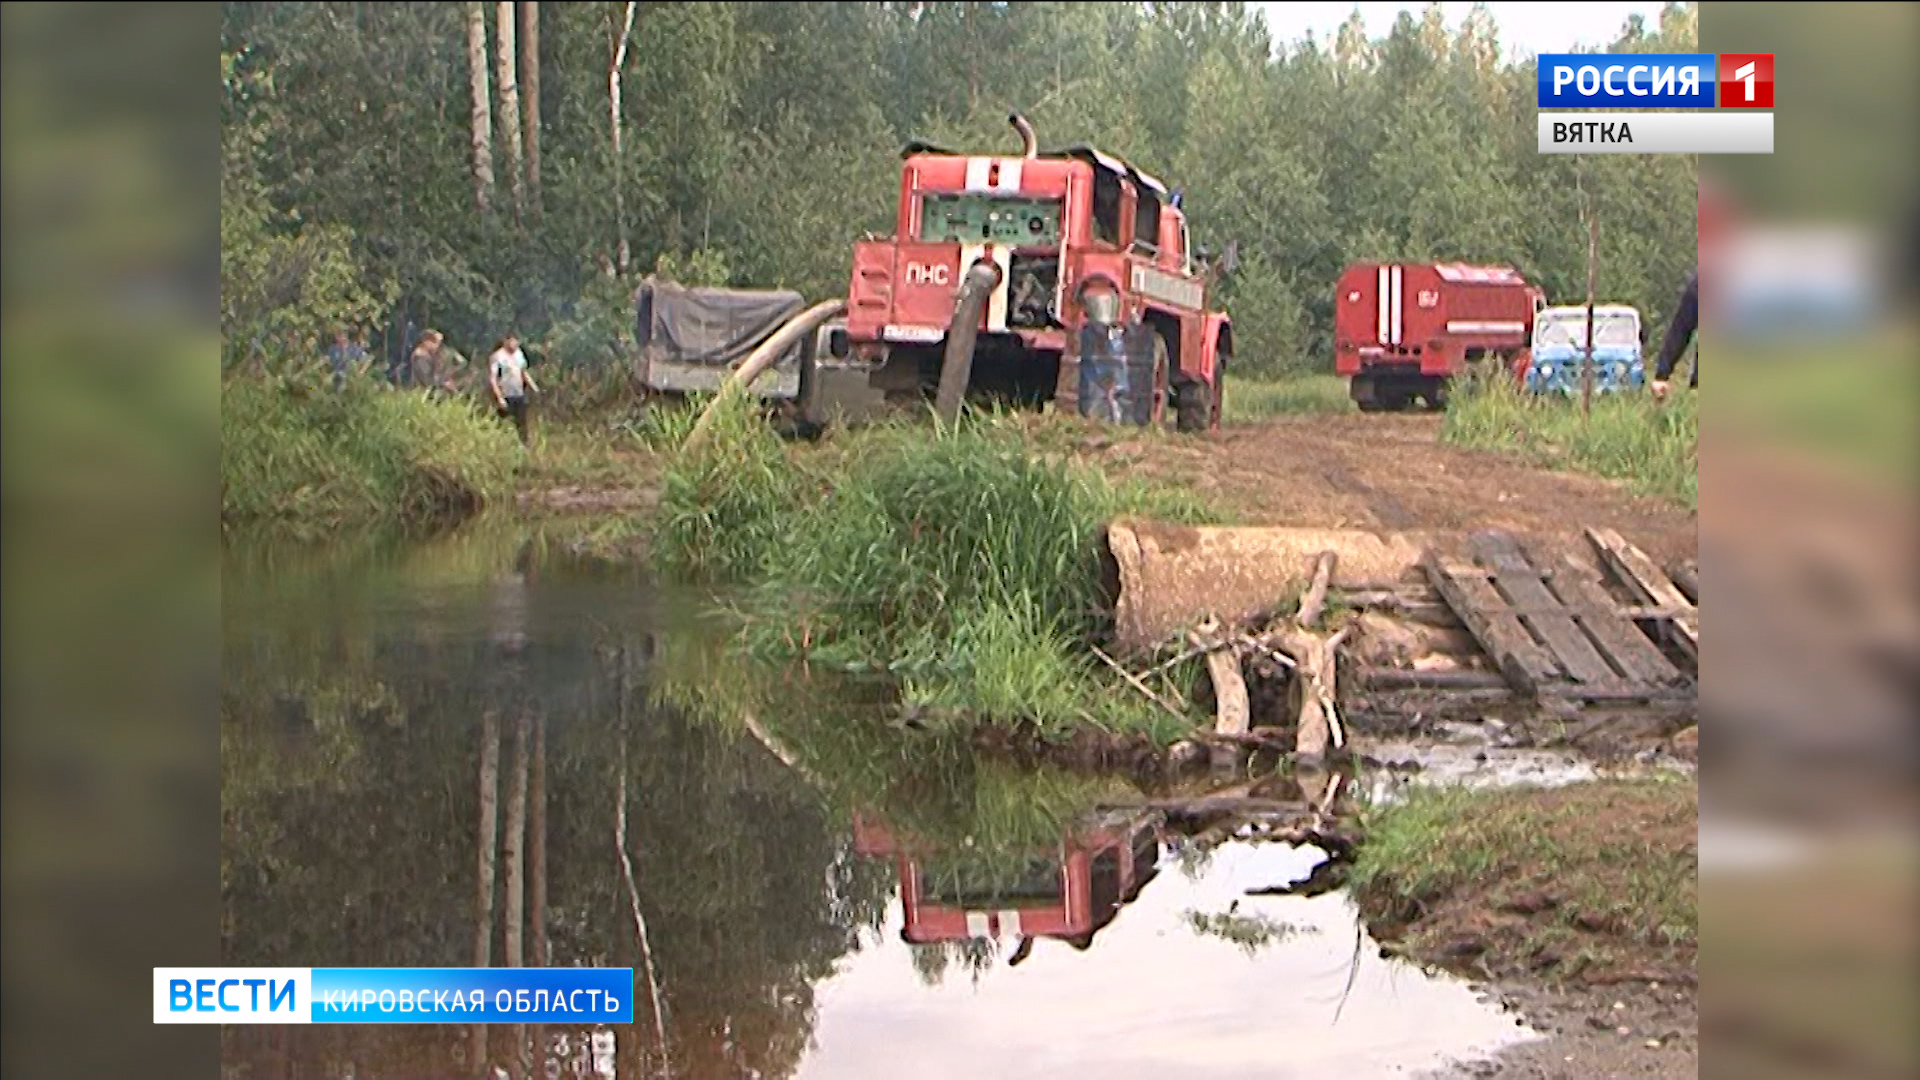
(918, 195), (1063, 246)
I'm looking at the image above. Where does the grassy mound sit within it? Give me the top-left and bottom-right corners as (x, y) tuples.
(1441, 376), (1697, 508)
(650, 396), (1222, 741)
(222, 377), (520, 532)
(1349, 778), (1697, 986)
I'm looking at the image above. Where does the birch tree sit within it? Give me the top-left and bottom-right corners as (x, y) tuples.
(466, 2), (494, 213)
(495, 1), (525, 221)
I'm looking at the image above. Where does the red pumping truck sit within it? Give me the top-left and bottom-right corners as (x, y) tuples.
(634, 114), (1237, 435)
(1334, 262), (1547, 412)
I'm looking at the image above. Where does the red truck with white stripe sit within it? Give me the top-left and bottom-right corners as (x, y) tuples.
(852, 810), (1163, 951)
(1333, 262), (1546, 412)
(813, 114), (1234, 433)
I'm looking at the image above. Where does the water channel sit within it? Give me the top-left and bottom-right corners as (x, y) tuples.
(220, 518), (1542, 1079)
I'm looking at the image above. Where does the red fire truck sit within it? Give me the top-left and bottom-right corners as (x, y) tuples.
(1334, 262), (1546, 412)
(852, 809), (1163, 952)
(804, 115), (1235, 433)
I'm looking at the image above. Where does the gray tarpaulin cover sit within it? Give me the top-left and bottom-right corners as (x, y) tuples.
(632, 277), (806, 398)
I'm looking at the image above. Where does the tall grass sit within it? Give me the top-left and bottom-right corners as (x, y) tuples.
(652, 395), (1222, 740)
(1441, 376), (1697, 507)
(222, 377), (521, 532)
(1223, 374), (1355, 422)
(649, 393), (806, 579)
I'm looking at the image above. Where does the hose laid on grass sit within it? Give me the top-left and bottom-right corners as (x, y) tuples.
(682, 298), (846, 453)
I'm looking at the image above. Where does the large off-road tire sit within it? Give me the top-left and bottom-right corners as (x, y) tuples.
(1175, 376), (1212, 434)
(1354, 374), (1411, 413)
(1135, 329), (1172, 427)
(1212, 347), (1228, 429)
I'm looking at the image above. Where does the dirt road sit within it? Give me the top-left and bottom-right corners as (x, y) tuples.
(1073, 413), (1697, 570)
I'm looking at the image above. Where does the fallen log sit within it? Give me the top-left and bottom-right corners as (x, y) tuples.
(1205, 648), (1251, 735)
(1272, 552), (1348, 759)
(1193, 729), (1294, 752)
(1105, 796), (1310, 816)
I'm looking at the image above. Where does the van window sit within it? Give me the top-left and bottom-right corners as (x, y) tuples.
(1535, 312), (1640, 348)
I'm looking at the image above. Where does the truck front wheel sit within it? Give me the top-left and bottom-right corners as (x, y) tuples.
(1175, 375), (1212, 433)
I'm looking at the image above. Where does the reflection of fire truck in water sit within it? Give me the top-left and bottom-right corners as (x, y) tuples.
(852, 809), (1164, 953)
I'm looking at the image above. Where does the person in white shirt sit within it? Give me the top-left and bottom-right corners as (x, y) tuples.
(488, 334), (540, 445)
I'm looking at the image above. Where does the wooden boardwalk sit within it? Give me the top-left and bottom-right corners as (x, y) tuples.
(1422, 530), (1692, 703)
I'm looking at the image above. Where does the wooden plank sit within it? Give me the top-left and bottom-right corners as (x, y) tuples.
(1422, 547), (1560, 696)
(1469, 531), (1626, 690)
(1587, 528), (1698, 663)
(1357, 666), (1510, 690)
(1540, 553), (1685, 689)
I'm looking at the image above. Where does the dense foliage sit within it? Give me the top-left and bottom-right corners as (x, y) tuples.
(220, 1), (1700, 380)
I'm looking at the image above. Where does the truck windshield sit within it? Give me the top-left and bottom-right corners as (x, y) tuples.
(1536, 313), (1639, 348)
(919, 194), (1063, 246)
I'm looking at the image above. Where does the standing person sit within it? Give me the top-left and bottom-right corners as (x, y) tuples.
(326, 328), (366, 392)
(1649, 270), (1699, 402)
(409, 330), (456, 397)
(488, 334), (540, 445)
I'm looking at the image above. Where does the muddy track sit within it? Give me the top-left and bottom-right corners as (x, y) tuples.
(1087, 414), (1697, 570)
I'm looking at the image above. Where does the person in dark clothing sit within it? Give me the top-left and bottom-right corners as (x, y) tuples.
(1650, 271), (1699, 402)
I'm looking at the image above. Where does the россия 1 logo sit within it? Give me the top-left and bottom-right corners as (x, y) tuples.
(1536, 53), (1719, 109)
(1535, 51), (1774, 155)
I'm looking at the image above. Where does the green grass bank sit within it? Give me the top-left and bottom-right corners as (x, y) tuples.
(649, 395), (1224, 742)
(222, 377), (522, 534)
(1349, 778), (1697, 986)
(1440, 376), (1697, 508)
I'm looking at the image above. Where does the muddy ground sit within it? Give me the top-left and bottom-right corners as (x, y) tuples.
(1062, 412), (1697, 571)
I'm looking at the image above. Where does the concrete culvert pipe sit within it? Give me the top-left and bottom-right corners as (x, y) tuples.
(1104, 522), (1431, 655)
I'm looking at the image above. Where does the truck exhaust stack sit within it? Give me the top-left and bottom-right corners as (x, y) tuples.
(1009, 113), (1037, 159)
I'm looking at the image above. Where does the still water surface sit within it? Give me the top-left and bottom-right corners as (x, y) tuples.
(220, 522), (1536, 1079)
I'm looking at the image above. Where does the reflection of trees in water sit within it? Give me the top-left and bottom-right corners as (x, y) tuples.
(1182, 907), (1312, 957)
(220, 547), (893, 1079)
(908, 937), (1002, 989)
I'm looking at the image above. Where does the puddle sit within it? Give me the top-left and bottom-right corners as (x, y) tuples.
(1363, 737), (1601, 792)
(800, 841), (1536, 1080)
(219, 522), (1544, 1079)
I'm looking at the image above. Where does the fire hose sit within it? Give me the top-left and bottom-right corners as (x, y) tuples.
(933, 259), (1005, 427)
(682, 297), (846, 453)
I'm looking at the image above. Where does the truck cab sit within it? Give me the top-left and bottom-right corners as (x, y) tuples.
(1525, 304), (1645, 395)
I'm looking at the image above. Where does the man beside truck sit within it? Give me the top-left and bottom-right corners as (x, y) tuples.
(1649, 270), (1699, 402)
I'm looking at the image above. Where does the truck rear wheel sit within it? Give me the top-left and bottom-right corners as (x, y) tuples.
(1175, 376), (1212, 433)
